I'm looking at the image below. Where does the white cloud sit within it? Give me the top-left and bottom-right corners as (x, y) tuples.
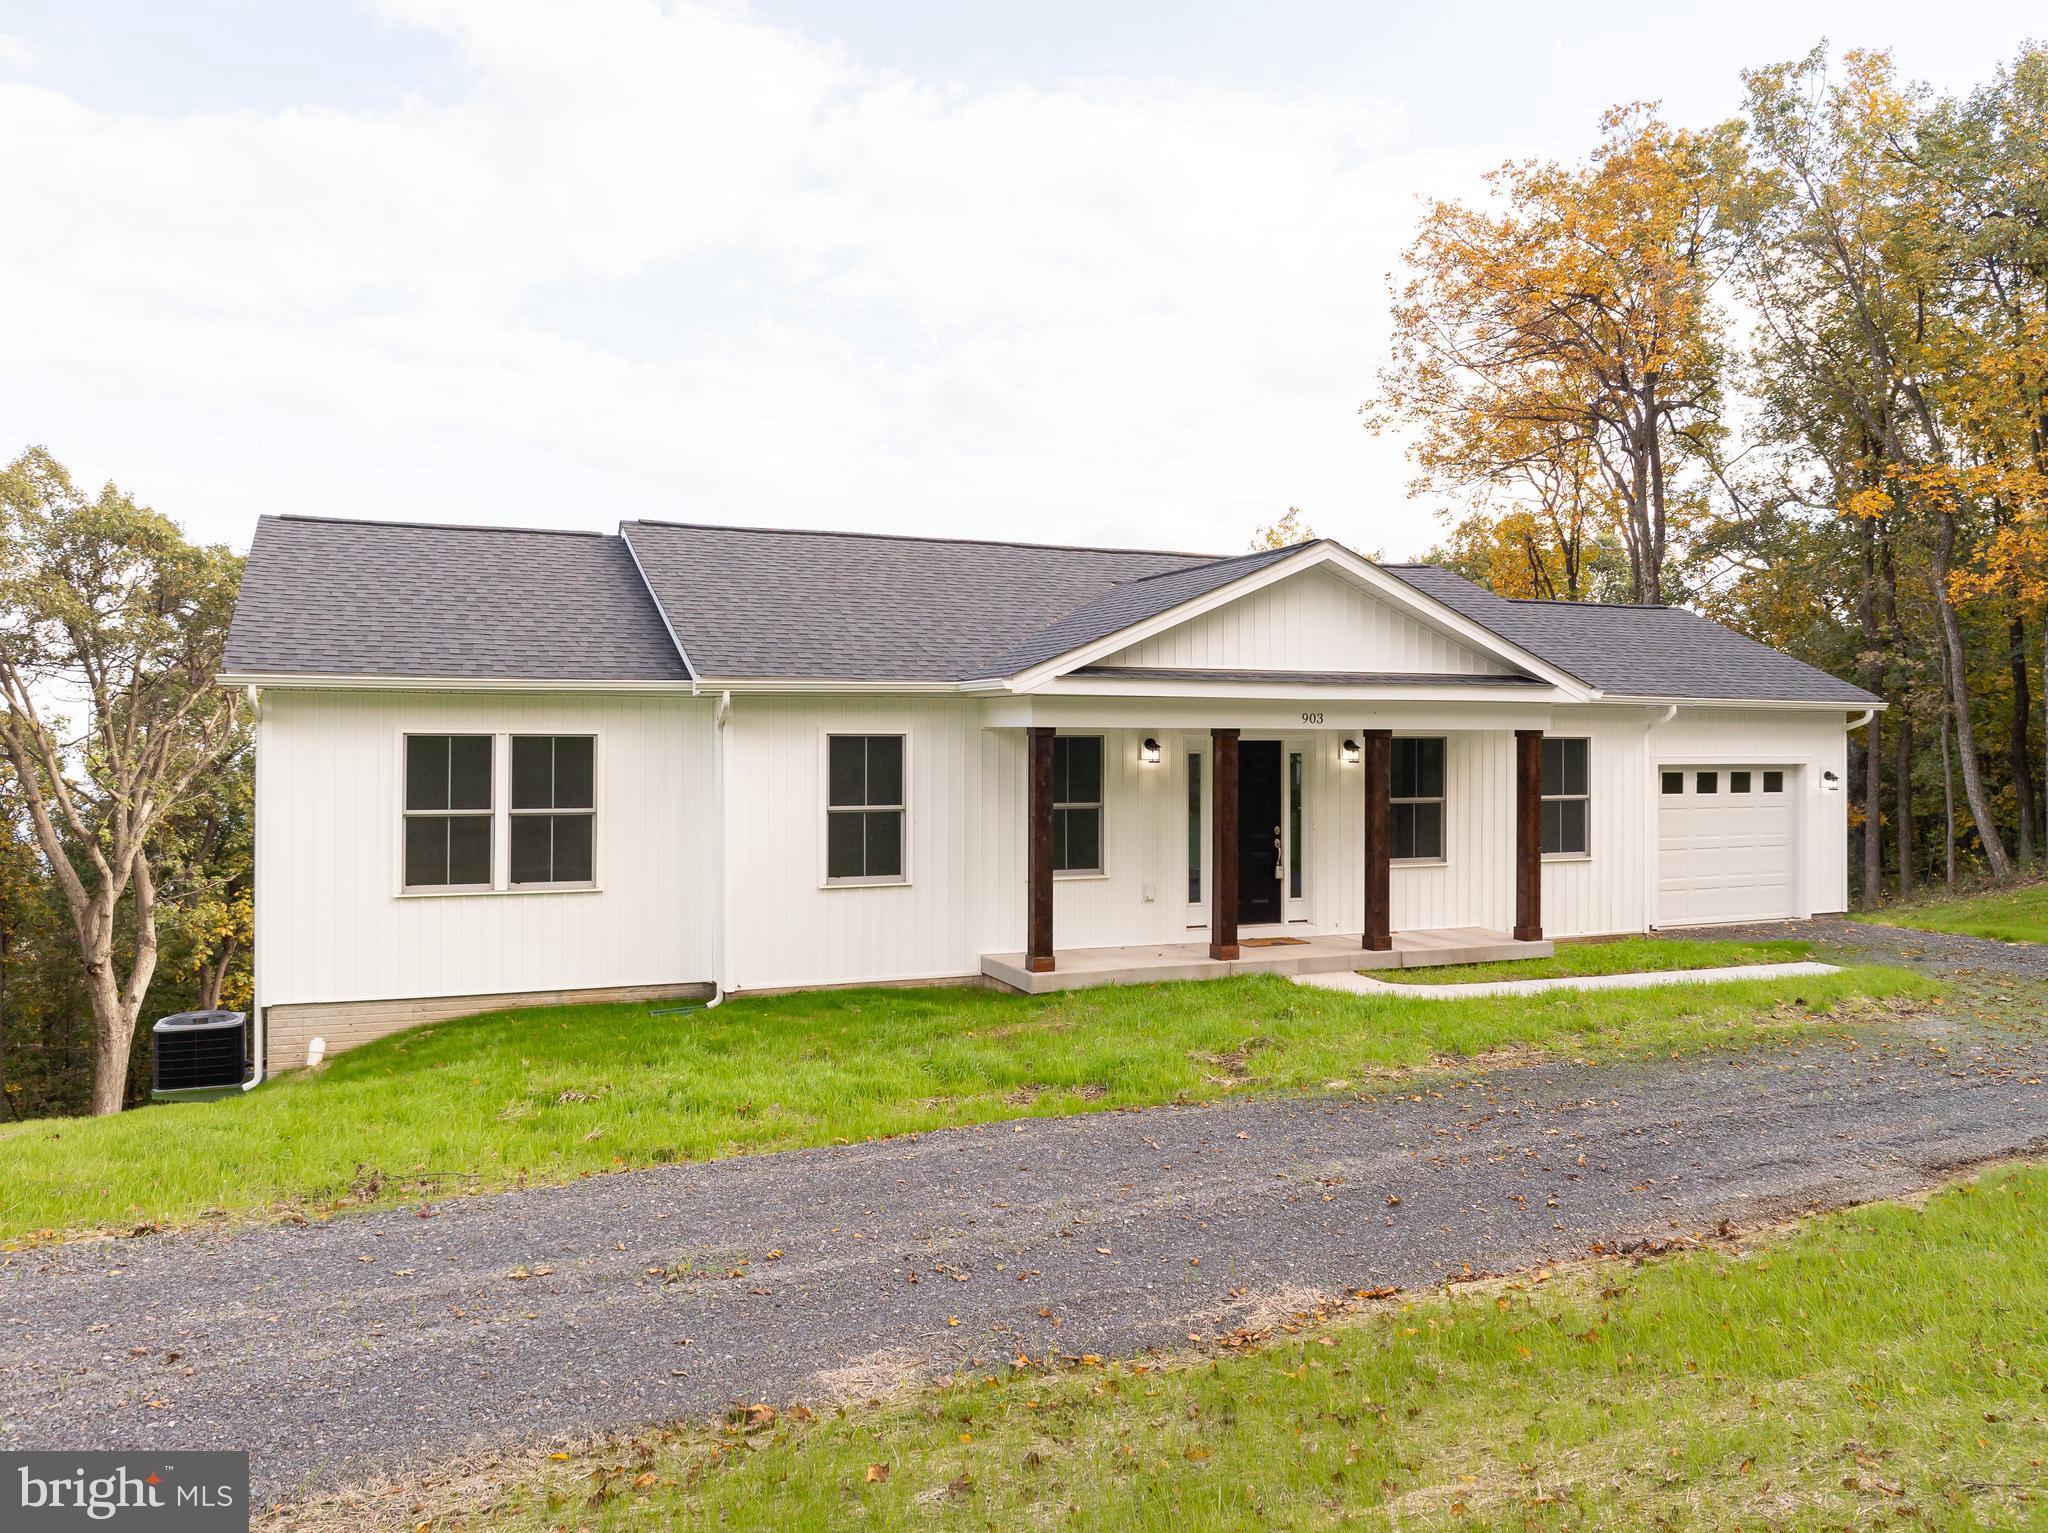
(0, 0), (1510, 555)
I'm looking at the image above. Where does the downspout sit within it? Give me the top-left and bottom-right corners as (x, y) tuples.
(707, 689), (733, 1009)
(241, 685), (266, 1091)
(1648, 703), (1678, 730)
(1845, 708), (1875, 732)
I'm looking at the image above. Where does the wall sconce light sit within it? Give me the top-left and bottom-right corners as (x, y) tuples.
(1821, 769), (1841, 792)
(1140, 737), (1162, 766)
(1340, 738), (1361, 766)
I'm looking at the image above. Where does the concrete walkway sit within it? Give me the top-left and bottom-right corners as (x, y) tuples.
(1298, 959), (1841, 1000)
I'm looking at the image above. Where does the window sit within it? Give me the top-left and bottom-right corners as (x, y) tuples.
(404, 735), (493, 889)
(1186, 752), (1202, 903)
(1052, 735), (1103, 874)
(1390, 737), (1445, 862)
(510, 736), (595, 886)
(827, 734), (905, 882)
(1288, 750), (1305, 898)
(1696, 771), (1719, 794)
(1540, 737), (1590, 856)
(1661, 771), (1684, 795)
(1762, 770), (1785, 793)
(1730, 770), (1752, 794)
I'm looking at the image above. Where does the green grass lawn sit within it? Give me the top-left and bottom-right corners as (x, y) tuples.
(1855, 881), (2048, 945)
(1378, 934), (1814, 985)
(320, 1162), (2048, 1533)
(0, 966), (1931, 1245)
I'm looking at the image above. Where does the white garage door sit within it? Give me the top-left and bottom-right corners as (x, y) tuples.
(1656, 766), (1798, 926)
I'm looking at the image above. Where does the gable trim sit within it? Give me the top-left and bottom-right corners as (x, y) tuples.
(1004, 542), (1597, 700)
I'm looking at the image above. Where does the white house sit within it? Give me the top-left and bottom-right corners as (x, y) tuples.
(222, 516), (1878, 1069)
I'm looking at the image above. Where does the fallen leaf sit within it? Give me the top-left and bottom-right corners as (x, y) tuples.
(865, 1463), (889, 1484)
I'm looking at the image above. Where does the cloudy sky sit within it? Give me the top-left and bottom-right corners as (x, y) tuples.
(0, 2), (2038, 557)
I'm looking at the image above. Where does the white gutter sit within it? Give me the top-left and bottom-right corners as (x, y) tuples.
(1846, 708), (1876, 732)
(217, 672), (698, 694)
(242, 683), (266, 1091)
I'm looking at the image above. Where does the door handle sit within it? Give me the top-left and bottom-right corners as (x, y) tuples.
(1273, 826), (1284, 879)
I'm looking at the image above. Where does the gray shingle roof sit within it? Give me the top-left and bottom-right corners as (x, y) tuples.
(223, 514), (1877, 706)
(223, 515), (689, 682)
(1381, 565), (1880, 705)
(620, 521), (1209, 681)
(967, 544), (1303, 679)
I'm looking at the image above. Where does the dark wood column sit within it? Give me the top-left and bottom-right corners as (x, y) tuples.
(1361, 728), (1392, 951)
(1209, 728), (1240, 960)
(1514, 728), (1543, 942)
(1026, 726), (1056, 972)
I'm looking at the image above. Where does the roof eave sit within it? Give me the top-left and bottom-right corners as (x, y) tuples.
(217, 671), (698, 693)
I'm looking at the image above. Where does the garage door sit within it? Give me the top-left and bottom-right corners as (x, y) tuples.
(1656, 766), (1797, 926)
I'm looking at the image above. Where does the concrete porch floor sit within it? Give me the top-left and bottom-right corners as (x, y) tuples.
(982, 926), (1553, 995)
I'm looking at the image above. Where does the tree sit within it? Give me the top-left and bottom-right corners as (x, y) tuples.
(1249, 507), (1317, 550)
(0, 448), (245, 1114)
(1370, 105), (1747, 604)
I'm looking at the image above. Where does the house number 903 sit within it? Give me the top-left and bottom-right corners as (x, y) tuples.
(1300, 711), (1324, 724)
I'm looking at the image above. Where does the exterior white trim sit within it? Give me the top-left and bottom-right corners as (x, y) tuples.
(222, 672), (698, 693)
(1601, 695), (1885, 713)
(1006, 543), (1598, 700)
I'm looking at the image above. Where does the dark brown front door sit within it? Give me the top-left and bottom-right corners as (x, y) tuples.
(1238, 741), (1283, 924)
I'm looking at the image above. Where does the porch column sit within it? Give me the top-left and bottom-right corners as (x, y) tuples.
(1026, 726), (1056, 972)
(1361, 728), (1392, 951)
(1514, 727), (1543, 942)
(1209, 728), (1239, 960)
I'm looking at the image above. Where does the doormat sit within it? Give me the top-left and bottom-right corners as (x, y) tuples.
(1240, 936), (1309, 947)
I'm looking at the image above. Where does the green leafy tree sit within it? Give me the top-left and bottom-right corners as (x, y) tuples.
(0, 448), (244, 1114)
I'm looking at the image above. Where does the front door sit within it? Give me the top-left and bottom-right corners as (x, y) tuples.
(1238, 741), (1284, 924)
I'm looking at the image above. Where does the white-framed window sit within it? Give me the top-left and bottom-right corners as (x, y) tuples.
(1390, 737), (1445, 862)
(826, 733), (906, 884)
(510, 735), (596, 887)
(1052, 735), (1104, 875)
(1540, 737), (1590, 857)
(1186, 749), (1203, 904)
(403, 734), (494, 890)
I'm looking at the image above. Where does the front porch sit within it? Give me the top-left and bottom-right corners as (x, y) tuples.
(983, 926), (1552, 995)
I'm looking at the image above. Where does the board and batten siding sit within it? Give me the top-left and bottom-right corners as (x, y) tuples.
(723, 695), (991, 991)
(1649, 705), (1851, 919)
(255, 689), (718, 1021)
(1101, 567), (1516, 675)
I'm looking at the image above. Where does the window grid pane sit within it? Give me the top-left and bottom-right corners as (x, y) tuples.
(1539, 739), (1589, 856)
(404, 735), (493, 888)
(1390, 737), (1444, 861)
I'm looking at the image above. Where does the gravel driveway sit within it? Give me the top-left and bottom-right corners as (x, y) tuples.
(4, 921), (2045, 1507)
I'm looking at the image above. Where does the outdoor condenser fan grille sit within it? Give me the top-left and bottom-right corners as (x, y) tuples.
(152, 1010), (250, 1096)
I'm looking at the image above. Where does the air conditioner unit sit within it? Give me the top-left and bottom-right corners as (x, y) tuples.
(152, 1010), (251, 1100)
